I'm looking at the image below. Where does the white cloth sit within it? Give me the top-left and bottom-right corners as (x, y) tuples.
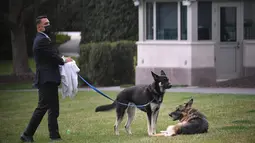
(60, 60), (80, 99)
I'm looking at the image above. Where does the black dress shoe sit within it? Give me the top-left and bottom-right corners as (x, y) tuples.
(20, 134), (34, 142)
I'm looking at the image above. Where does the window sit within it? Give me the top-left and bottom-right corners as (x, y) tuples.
(145, 2), (187, 40)
(197, 2), (212, 40)
(181, 4), (187, 40)
(244, 1), (255, 39)
(220, 7), (237, 42)
(156, 3), (178, 40)
(146, 2), (153, 40)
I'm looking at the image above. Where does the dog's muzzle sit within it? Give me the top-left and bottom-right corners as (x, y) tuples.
(165, 83), (172, 89)
(169, 112), (180, 121)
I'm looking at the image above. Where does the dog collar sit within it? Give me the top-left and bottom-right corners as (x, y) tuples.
(147, 85), (161, 95)
(147, 85), (164, 104)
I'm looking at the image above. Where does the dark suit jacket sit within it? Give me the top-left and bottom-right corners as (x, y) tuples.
(33, 32), (64, 88)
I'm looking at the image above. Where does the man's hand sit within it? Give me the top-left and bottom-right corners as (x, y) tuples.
(65, 57), (73, 63)
(62, 56), (73, 63)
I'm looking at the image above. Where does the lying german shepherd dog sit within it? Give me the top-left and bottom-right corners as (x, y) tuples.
(95, 70), (172, 136)
(153, 98), (208, 137)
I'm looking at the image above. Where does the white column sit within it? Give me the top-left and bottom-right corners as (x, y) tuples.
(177, 2), (181, 40)
(138, 1), (144, 41)
(187, 2), (198, 41)
(153, 1), (156, 40)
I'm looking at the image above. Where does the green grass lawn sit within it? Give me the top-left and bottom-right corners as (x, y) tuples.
(0, 91), (255, 143)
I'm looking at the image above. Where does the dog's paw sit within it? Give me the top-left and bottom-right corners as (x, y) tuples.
(160, 131), (167, 133)
(165, 125), (176, 136)
(114, 126), (119, 136)
(152, 130), (156, 135)
(115, 130), (120, 136)
(125, 129), (132, 135)
(151, 133), (165, 137)
(125, 126), (132, 135)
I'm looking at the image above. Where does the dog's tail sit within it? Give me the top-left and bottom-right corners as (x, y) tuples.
(95, 101), (116, 112)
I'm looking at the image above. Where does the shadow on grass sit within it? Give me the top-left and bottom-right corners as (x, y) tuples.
(232, 120), (254, 124)
(220, 119), (255, 130)
(247, 110), (255, 113)
(220, 125), (252, 130)
(120, 84), (188, 88)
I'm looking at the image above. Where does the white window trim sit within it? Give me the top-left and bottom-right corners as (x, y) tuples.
(144, 1), (188, 41)
(177, 2), (181, 40)
(153, 1), (156, 40)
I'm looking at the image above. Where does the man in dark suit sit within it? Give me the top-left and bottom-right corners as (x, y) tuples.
(20, 15), (72, 142)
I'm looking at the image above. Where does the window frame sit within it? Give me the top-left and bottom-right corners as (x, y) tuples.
(145, 1), (187, 41)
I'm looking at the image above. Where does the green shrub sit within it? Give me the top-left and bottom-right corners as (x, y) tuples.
(79, 41), (137, 86)
(78, 44), (93, 86)
(111, 41), (136, 85)
(56, 33), (71, 44)
(88, 42), (114, 86)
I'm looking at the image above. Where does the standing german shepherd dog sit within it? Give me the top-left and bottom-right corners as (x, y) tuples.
(95, 70), (172, 136)
(153, 98), (208, 137)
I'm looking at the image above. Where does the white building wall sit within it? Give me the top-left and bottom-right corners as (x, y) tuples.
(191, 42), (215, 68)
(243, 41), (255, 67)
(137, 41), (192, 68)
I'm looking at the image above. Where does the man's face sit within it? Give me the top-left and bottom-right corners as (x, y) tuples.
(38, 18), (50, 32)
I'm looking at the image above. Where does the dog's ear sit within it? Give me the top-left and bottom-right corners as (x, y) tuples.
(185, 98), (193, 108)
(151, 71), (159, 81)
(160, 70), (166, 76)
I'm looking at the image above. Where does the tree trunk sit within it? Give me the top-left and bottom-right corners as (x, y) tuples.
(11, 25), (31, 76)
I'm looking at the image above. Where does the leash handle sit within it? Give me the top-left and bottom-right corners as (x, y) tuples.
(78, 74), (154, 108)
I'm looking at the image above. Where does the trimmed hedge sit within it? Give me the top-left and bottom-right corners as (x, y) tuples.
(56, 33), (71, 44)
(79, 41), (137, 86)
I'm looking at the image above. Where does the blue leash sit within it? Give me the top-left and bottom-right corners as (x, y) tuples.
(78, 74), (154, 108)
